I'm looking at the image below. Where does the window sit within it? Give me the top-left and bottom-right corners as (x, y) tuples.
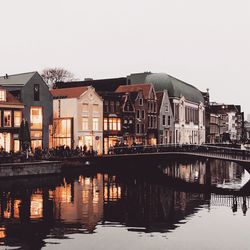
(14, 111), (22, 127)
(141, 110), (145, 119)
(154, 116), (157, 128)
(162, 115), (166, 126)
(93, 104), (99, 113)
(165, 105), (168, 112)
(115, 101), (120, 112)
(4, 111), (12, 127)
(139, 98), (143, 106)
(168, 116), (171, 126)
(93, 118), (99, 131)
(141, 124), (145, 134)
(82, 103), (89, 115)
(136, 123), (140, 133)
(30, 107), (42, 129)
(34, 84), (40, 101)
(104, 118), (108, 130)
(109, 118), (121, 131)
(82, 118), (88, 130)
(104, 101), (109, 113)
(110, 101), (115, 113)
(136, 110), (140, 119)
(0, 90), (6, 101)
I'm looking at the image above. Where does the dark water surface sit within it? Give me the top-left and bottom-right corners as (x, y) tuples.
(0, 159), (250, 250)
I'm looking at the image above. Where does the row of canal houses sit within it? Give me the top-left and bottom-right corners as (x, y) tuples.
(0, 71), (226, 154)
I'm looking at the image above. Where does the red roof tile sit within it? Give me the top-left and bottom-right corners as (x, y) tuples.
(50, 86), (89, 98)
(115, 84), (152, 99)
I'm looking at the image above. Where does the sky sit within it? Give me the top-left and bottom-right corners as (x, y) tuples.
(0, 0), (249, 114)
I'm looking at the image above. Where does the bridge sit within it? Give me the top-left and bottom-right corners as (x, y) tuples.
(99, 144), (250, 167)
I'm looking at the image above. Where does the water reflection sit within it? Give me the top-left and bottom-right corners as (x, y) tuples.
(0, 159), (249, 249)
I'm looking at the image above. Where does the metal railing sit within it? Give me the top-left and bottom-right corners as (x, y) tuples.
(106, 143), (250, 161)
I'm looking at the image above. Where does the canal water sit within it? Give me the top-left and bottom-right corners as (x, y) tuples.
(0, 159), (250, 250)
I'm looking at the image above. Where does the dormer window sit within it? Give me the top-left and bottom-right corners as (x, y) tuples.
(139, 98), (143, 106)
(0, 90), (6, 101)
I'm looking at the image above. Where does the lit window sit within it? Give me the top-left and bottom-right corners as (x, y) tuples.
(14, 111), (22, 127)
(82, 117), (88, 130)
(108, 118), (121, 131)
(30, 107), (42, 129)
(0, 90), (6, 101)
(4, 111), (11, 127)
(104, 118), (108, 130)
(93, 118), (99, 131)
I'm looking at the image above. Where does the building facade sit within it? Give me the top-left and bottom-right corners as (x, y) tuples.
(0, 72), (53, 149)
(102, 92), (123, 154)
(156, 90), (174, 144)
(127, 72), (206, 144)
(0, 86), (24, 152)
(51, 86), (103, 154)
(115, 83), (158, 145)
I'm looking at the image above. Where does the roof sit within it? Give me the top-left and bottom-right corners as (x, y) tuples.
(54, 77), (127, 93)
(128, 72), (204, 103)
(156, 92), (164, 113)
(115, 83), (152, 99)
(0, 86), (23, 106)
(50, 86), (89, 98)
(0, 72), (36, 87)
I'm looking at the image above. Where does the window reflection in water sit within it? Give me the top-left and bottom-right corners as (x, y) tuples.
(0, 160), (249, 249)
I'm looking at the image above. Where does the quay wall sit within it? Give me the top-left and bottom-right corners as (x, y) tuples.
(0, 161), (62, 177)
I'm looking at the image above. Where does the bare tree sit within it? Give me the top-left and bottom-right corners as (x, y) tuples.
(41, 67), (75, 89)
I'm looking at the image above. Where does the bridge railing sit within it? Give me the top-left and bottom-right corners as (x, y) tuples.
(107, 143), (250, 160)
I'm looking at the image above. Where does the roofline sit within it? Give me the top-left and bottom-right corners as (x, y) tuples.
(0, 71), (37, 78)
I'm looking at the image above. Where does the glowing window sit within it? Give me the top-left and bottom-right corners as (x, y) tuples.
(4, 111), (11, 127)
(30, 107), (42, 129)
(0, 90), (6, 101)
(14, 111), (22, 127)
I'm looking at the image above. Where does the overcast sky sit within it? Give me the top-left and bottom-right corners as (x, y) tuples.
(0, 0), (249, 114)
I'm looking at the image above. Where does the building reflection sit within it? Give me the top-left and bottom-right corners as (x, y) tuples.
(0, 159), (248, 248)
(162, 159), (245, 188)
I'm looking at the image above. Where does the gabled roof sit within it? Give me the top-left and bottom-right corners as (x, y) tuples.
(0, 72), (36, 86)
(156, 92), (164, 113)
(50, 86), (89, 98)
(0, 86), (23, 106)
(115, 83), (152, 99)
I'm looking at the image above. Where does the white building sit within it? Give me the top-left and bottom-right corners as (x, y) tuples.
(51, 86), (103, 154)
(128, 72), (206, 144)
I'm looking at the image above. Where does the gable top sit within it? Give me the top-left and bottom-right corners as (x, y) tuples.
(115, 83), (153, 99)
(0, 86), (23, 105)
(0, 72), (37, 87)
(50, 86), (89, 99)
(156, 92), (164, 113)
